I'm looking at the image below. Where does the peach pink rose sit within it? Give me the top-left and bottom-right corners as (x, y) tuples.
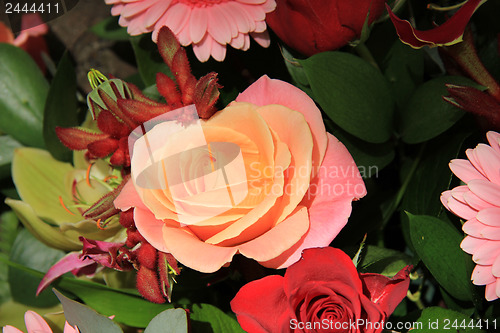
(114, 76), (366, 273)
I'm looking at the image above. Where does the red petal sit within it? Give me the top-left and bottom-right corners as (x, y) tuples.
(98, 89), (137, 129)
(118, 99), (176, 124)
(137, 243), (157, 270)
(87, 138), (119, 158)
(387, 0), (485, 48)
(231, 275), (291, 333)
(136, 266), (165, 304)
(119, 209), (135, 229)
(97, 110), (130, 138)
(55, 127), (109, 150)
(194, 72), (221, 119)
(157, 27), (181, 68)
(360, 265), (412, 316)
(156, 72), (182, 107)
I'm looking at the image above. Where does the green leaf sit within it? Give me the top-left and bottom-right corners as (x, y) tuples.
(300, 52), (394, 143)
(54, 289), (123, 333)
(43, 52), (78, 162)
(411, 307), (485, 332)
(326, 120), (394, 173)
(130, 35), (173, 87)
(190, 304), (244, 333)
(90, 16), (130, 41)
(383, 40), (424, 110)
(0, 135), (22, 180)
(398, 76), (478, 144)
(0, 44), (49, 147)
(408, 214), (473, 301)
(8, 229), (65, 307)
(402, 127), (472, 216)
(0, 255), (174, 328)
(359, 245), (413, 277)
(281, 46), (314, 97)
(144, 308), (189, 333)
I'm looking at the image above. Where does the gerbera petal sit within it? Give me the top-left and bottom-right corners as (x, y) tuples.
(487, 131), (500, 154)
(193, 34), (213, 63)
(473, 144), (500, 184)
(251, 30), (271, 48)
(485, 281), (499, 301)
(208, 6), (232, 44)
(461, 236), (488, 254)
(449, 159), (486, 183)
(24, 310), (52, 333)
(143, 0), (172, 28)
(476, 207), (500, 227)
(493, 255), (500, 277)
(190, 7), (208, 44)
(472, 265), (496, 285)
(211, 41), (227, 62)
(468, 179), (500, 207)
(472, 240), (500, 265)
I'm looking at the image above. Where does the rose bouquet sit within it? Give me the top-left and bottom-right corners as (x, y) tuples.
(1, 0), (500, 332)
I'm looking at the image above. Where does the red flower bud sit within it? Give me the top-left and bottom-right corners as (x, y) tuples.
(267, 0), (386, 56)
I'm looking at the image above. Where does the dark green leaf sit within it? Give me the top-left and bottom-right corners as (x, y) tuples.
(0, 136), (22, 179)
(402, 128), (472, 216)
(130, 35), (173, 87)
(300, 52), (394, 143)
(398, 76), (478, 144)
(54, 289), (123, 333)
(8, 229), (65, 307)
(411, 307), (485, 332)
(43, 52), (78, 161)
(359, 245), (413, 277)
(0, 255), (174, 328)
(326, 120), (394, 173)
(383, 40), (424, 110)
(281, 46), (313, 97)
(144, 308), (189, 333)
(190, 304), (244, 333)
(0, 44), (49, 147)
(408, 214), (473, 301)
(90, 16), (129, 41)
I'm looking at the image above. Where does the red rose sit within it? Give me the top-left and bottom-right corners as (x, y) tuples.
(231, 247), (411, 333)
(266, 0), (387, 56)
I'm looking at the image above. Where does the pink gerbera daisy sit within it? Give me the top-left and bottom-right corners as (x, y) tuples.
(104, 0), (276, 62)
(441, 131), (500, 301)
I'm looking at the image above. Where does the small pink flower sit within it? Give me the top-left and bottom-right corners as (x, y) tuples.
(2, 310), (79, 333)
(441, 131), (500, 301)
(104, 0), (276, 62)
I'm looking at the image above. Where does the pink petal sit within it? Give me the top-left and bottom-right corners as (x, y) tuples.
(189, 7), (208, 44)
(37, 252), (95, 296)
(463, 219), (486, 238)
(25, 310), (53, 333)
(161, 226), (238, 273)
(143, 0), (172, 28)
(487, 131), (500, 154)
(446, 195), (477, 220)
(193, 34), (212, 62)
(238, 206), (310, 263)
(2, 326), (24, 333)
(463, 190), (493, 211)
(492, 253), (500, 277)
(251, 30), (271, 48)
(207, 6), (232, 44)
(133, 207), (170, 253)
(262, 134), (366, 268)
(472, 265), (496, 285)
(485, 281), (499, 301)
(114, 179), (148, 211)
(440, 190), (453, 210)
(468, 179), (500, 207)
(472, 240), (500, 265)
(449, 159), (486, 182)
(164, 3), (190, 35)
(461, 235), (488, 254)
(466, 148), (487, 180)
(236, 76), (328, 178)
(473, 144), (500, 184)
(476, 207), (500, 227)
(211, 41), (227, 62)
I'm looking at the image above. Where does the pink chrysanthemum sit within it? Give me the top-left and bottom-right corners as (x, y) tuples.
(441, 131), (500, 301)
(104, 0), (276, 62)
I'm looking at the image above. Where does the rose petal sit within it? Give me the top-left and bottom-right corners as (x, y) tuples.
(231, 275), (290, 333)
